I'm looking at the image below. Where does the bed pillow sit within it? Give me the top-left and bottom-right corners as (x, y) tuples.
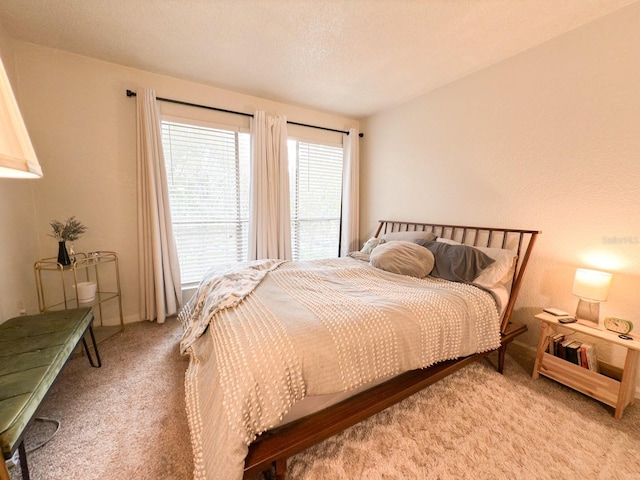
(347, 251), (371, 263)
(413, 239), (494, 283)
(472, 247), (518, 289)
(434, 238), (517, 288)
(360, 237), (386, 254)
(436, 237), (461, 245)
(379, 230), (437, 242)
(370, 241), (435, 278)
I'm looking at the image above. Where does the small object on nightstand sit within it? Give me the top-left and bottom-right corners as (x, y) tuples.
(543, 307), (571, 316)
(604, 316), (633, 335)
(619, 334), (633, 341)
(558, 316), (577, 324)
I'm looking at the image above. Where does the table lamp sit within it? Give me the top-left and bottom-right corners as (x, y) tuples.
(572, 268), (612, 326)
(0, 54), (42, 178)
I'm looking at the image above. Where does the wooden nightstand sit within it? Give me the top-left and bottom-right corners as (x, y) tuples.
(532, 312), (640, 419)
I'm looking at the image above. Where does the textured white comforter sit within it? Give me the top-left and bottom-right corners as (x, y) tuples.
(180, 257), (501, 480)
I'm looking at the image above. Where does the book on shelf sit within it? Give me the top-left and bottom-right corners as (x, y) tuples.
(565, 341), (581, 365)
(584, 343), (598, 373)
(546, 335), (598, 372)
(559, 338), (573, 360)
(579, 343), (588, 368)
(548, 333), (565, 356)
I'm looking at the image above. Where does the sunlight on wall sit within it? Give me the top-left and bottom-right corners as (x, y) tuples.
(580, 250), (627, 273)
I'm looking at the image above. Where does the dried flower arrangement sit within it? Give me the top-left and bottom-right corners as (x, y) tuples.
(49, 216), (87, 242)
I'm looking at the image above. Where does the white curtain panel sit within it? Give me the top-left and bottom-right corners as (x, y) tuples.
(340, 128), (360, 256)
(248, 111), (292, 261)
(136, 88), (182, 323)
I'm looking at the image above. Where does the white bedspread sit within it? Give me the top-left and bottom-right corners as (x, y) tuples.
(180, 257), (501, 480)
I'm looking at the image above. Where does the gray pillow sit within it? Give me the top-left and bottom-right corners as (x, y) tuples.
(413, 239), (495, 283)
(370, 241), (435, 278)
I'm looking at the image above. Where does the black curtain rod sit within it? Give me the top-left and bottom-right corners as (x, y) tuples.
(126, 89), (363, 137)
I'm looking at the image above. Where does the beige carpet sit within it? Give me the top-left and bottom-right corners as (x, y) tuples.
(7, 318), (193, 480)
(285, 350), (640, 480)
(7, 318), (640, 479)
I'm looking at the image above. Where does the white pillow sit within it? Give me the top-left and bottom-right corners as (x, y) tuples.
(370, 241), (435, 278)
(360, 237), (386, 254)
(380, 231), (437, 242)
(347, 251), (371, 263)
(472, 247), (518, 289)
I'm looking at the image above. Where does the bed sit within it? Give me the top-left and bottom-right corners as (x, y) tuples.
(179, 220), (540, 480)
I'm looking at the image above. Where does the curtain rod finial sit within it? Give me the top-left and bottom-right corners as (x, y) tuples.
(126, 89), (137, 97)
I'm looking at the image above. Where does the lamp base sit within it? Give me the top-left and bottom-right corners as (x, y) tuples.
(576, 299), (600, 327)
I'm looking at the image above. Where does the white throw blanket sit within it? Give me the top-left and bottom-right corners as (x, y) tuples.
(180, 258), (501, 480)
(179, 259), (285, 354)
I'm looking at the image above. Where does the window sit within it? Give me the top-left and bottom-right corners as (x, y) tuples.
(162, 119), (344, 284)
(288, 140), (344, 261)
(162, 120), (250, 285)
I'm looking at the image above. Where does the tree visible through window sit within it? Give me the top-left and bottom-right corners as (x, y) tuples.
(161, 120), (250, 285)
(288, 140), (343, 261)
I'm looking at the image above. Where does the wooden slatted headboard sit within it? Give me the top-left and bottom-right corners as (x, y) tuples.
(374, 220), (541, 333)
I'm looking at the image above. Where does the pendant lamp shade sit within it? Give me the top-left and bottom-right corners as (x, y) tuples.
(0, 54), (42, 179)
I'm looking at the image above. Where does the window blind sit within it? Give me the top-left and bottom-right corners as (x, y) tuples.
(288, 140), (344, 261)
(162, 120), (250, 285)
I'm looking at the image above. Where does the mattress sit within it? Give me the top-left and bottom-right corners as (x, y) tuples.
(181, 257), (502, 480)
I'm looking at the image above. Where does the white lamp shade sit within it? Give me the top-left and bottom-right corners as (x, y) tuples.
(0, 54), (42, 178)
(572, 268), (612, 302)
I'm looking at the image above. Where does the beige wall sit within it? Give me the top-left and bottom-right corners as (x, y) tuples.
(0, 30), (41, 323)
(0, 173), (40, 323)
(6, 41), (358, 325)
(361, 3), (640, 377)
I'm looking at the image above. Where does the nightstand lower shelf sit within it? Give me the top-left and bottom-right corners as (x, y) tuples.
(533, 312), (640, 420)
(537, 352), (621, 408)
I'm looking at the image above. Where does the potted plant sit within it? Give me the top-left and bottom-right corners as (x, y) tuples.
(49, 216), (87, 266)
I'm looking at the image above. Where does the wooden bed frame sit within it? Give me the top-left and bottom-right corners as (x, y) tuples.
(244, 220), (540, 480)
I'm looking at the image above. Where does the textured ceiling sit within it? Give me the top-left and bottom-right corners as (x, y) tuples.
(0, 0), (636, 118)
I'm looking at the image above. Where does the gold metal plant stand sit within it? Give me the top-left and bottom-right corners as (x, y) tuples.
(34, 251), (124, 343)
